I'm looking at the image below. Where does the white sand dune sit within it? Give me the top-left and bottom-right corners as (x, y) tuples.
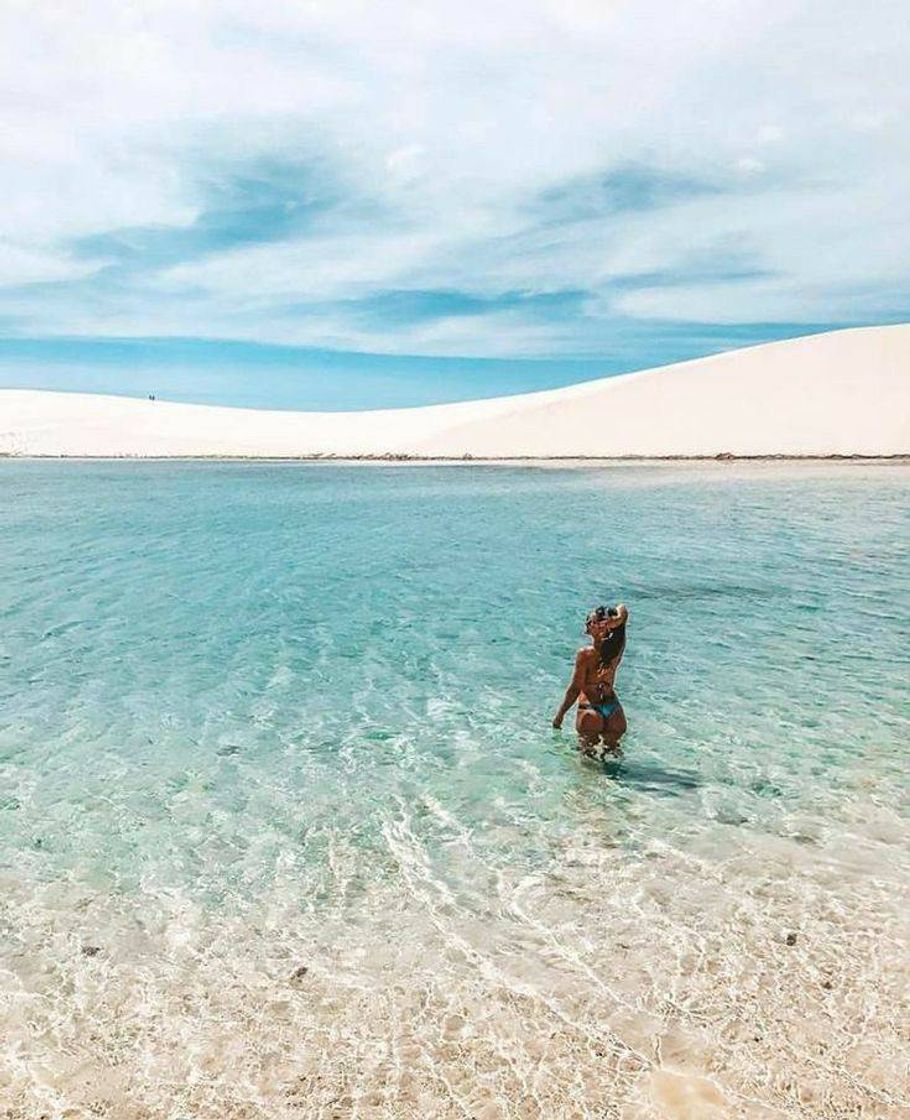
(1, 325), (908, 458)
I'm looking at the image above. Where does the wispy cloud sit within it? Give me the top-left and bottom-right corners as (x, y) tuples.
(0, 0), (907, 389)
(69, 158), (343, 273)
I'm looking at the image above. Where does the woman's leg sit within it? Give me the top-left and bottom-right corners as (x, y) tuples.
(576, 706), (605, 752)
(601, 703), (627, 754)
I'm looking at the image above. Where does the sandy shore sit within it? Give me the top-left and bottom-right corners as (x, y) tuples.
(1, 325), (908, 459)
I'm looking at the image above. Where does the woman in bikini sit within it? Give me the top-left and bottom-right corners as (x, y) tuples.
(552, 604), (628, 755)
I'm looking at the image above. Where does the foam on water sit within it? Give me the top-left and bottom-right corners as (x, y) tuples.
(0, 462), (908, 1118)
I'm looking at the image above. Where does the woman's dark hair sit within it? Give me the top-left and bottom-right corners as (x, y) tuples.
(598, 622), (626, 667)
(586, 605), (626, 667)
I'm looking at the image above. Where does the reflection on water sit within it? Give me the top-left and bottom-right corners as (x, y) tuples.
(0, 461), (908, 1118)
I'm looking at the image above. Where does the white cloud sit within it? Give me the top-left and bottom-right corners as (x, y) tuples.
(0, 0), (907, 354)
(0, 242), (103, 287)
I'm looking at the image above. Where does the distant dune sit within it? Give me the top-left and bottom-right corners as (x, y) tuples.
(1, 325), (908, 459)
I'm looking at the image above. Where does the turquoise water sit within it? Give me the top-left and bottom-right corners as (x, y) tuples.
(1, 462), (908, 1119)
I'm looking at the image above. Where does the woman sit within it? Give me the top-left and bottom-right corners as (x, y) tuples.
(552, 604), (628, 755)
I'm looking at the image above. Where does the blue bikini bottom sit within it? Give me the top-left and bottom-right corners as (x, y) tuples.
(579, 698), (620, 721)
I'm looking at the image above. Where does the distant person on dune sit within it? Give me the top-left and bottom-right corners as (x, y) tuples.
(552, 604), (628, 756)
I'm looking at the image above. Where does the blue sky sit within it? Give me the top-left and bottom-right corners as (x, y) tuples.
(1, 1), (907, 409)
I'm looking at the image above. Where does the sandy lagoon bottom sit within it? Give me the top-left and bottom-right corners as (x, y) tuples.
(3, 809), (907, 1120)
(1, 461), (908, 1118)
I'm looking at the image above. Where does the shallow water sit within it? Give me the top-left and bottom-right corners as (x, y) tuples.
(1, 461), (908, 1119)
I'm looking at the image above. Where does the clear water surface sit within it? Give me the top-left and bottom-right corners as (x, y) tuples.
(1, 462), (907, 1119)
